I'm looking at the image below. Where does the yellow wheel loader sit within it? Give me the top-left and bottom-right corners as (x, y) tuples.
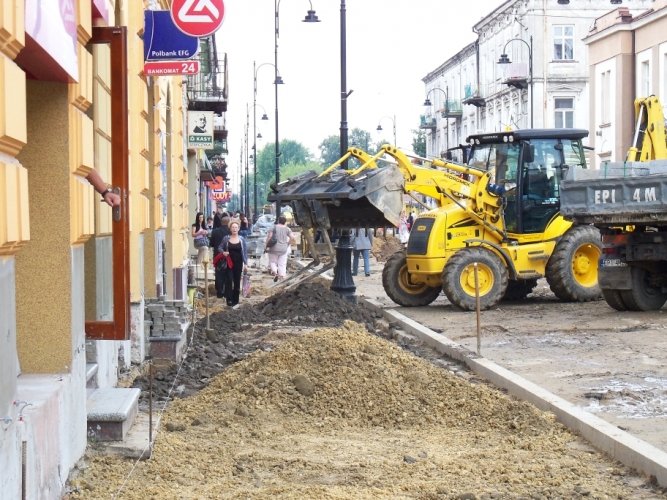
(270, 129), (601, 310)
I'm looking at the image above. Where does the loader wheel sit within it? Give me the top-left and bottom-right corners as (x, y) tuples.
(503, 278), (538, 301)
(601, 288), (628, 311)
(382, 251), (441, 307)
(545, 225), (601, 302)
(442, 247), (508, 311)
(618, 267), (667, 311)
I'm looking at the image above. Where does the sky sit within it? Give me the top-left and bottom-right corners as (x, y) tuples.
(215, 0), (505, 191)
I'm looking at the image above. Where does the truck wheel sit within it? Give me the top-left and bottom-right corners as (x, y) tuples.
(442, 247), (508, 311)
(503, 278), (538, 301)
(619, 267), (667, 311)
(601, 288), (628, 311)
(545, 225), (601, 302)
(382, 251), (441, 307)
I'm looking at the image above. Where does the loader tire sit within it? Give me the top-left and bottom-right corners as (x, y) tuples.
(382, 251), (441, 307)
(502, 278), (538, 301)
(618, 267), (667, 311)
(442, 247), (508, 311)
(601, 288), (628, 311)
(545, 225), (601, 302)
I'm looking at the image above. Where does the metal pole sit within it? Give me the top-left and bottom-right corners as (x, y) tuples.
(245, 104), (250, 215)
(339, 0), (348, 163)
(529, 35), (534, 128)
(274, 0), (281, 215)
(392, 115), (396, 146)
(474, 263), (481, 355)
(253, 61), (258, 222)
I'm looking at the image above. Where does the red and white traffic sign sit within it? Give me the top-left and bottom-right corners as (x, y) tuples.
(170, 0), (225, 37)
(144, 60), (200, 76)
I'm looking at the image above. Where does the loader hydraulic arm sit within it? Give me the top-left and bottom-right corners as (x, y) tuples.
(626, 95), (667, 162)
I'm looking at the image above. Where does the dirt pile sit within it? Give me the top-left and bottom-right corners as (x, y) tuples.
(68, 322), (661, 499)
(371, 233), (404, 262)
(133, 280), (383, 401)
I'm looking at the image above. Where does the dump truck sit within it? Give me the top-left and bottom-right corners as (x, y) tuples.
(560, 95), (667, 311)
(270, 129), (601, 310)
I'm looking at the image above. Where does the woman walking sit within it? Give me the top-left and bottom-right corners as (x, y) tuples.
(191, 212), (209, 263)
(265, 215), (294, 282)
(218, 220), (248, 307)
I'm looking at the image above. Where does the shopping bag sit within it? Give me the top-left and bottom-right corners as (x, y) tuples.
(242, 272), (251, 298)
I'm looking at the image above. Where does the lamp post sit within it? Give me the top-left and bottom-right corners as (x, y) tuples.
(497, 35), (533, 128)
(253, 61), (274, 222)
(339, 0), (349, 161)
(376, 115), (397, 146)
(423, 86), (448, 157)
(274, 0), (319, 215)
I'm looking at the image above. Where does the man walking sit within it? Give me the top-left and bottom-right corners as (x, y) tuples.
(352, 227), (373, 277)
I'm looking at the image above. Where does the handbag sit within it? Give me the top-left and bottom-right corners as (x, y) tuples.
(242, 272), (251, 298)
(266, 226), (278, 249)
(194, 235), (209, 248)
(213, 252), (233, 272)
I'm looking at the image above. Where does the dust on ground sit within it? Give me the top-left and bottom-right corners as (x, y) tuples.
(65, 270), (666, 499)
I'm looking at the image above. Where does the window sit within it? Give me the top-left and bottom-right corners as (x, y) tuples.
(555, 98), (574, 128)
(553, 25), (574, 61)
(640, 60), (650, 96)
(600, 70), (611, 124)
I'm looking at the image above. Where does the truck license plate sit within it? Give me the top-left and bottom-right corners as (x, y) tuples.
(600, 258), (627, 267)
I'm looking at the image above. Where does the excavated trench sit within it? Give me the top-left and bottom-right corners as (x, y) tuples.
(64, 245), (667, 499)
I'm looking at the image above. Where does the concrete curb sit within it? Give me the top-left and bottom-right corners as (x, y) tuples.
(363, 297), (667, 486)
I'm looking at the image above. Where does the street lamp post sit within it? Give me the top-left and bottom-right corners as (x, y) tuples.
(253, 61), (274, 222)
(423, 86), (448, 156)
(497, 35), (533, 128)
(274, 0), (319, 215)
(376, 114), (397, 146)
(339, 0), (349, 160)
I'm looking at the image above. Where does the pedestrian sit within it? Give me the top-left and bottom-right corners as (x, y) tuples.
(239, 213), (251, 237)
(406, 211), (415, 231)
(265, 215), (294, 282)
(218, 220), (248, 307)
(209, 215), (231, 298)
(352, 227), (374, 277)
(398, 211), (410, 245)
(191, 212), (209, 263)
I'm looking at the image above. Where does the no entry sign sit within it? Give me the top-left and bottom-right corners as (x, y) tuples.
(170, 0), (225, 37)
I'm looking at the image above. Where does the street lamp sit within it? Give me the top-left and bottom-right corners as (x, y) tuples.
(274, 0), (319, 214)
(376, 115), (397, 146)
(423, 86), (449, 156)
(497, 35), (533, 128)
(253, 61), (275, 222)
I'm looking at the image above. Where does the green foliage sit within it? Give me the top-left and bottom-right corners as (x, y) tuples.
(412, 129), (426, 157)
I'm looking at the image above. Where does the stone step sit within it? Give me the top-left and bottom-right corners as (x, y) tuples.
(87, 388), (141, 442)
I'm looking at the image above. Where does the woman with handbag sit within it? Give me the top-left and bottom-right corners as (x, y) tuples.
(265, 215), (294, 282)
(191, 212), (210, 263)
(218, 220), (248, 307)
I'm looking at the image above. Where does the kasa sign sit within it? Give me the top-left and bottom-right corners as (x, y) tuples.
(170, 0), (225, 37)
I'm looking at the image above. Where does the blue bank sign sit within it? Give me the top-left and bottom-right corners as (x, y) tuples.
(144, 10), (199, 62)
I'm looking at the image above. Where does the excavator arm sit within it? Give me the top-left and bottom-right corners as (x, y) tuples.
(626, 95), (667, 162)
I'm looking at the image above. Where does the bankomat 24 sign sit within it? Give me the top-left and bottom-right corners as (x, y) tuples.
(170, 0), (225, 37)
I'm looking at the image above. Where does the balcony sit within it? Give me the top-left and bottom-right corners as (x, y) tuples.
(419, 115), (437, 130)
(186, 36), (228, 115)
(462, 84), (485, 108)
(440, 100), (462, 119)
(501, 62), (529, 90)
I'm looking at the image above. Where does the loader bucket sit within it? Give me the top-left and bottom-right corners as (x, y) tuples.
(268, 165), (404, 229)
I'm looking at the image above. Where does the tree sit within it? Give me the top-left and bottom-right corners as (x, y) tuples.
(412, 129), (426, 157)
(318, 128), (374, 168)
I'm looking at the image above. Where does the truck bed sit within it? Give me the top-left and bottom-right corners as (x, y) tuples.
(560, 160), (667, 226)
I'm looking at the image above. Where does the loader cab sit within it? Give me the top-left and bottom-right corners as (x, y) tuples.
(466, 129), (588, 234)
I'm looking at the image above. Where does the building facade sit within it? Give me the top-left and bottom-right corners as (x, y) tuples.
(585, 1), (667, 166)
(422, 0), (656, 160)
(0, 1), (226, 496)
